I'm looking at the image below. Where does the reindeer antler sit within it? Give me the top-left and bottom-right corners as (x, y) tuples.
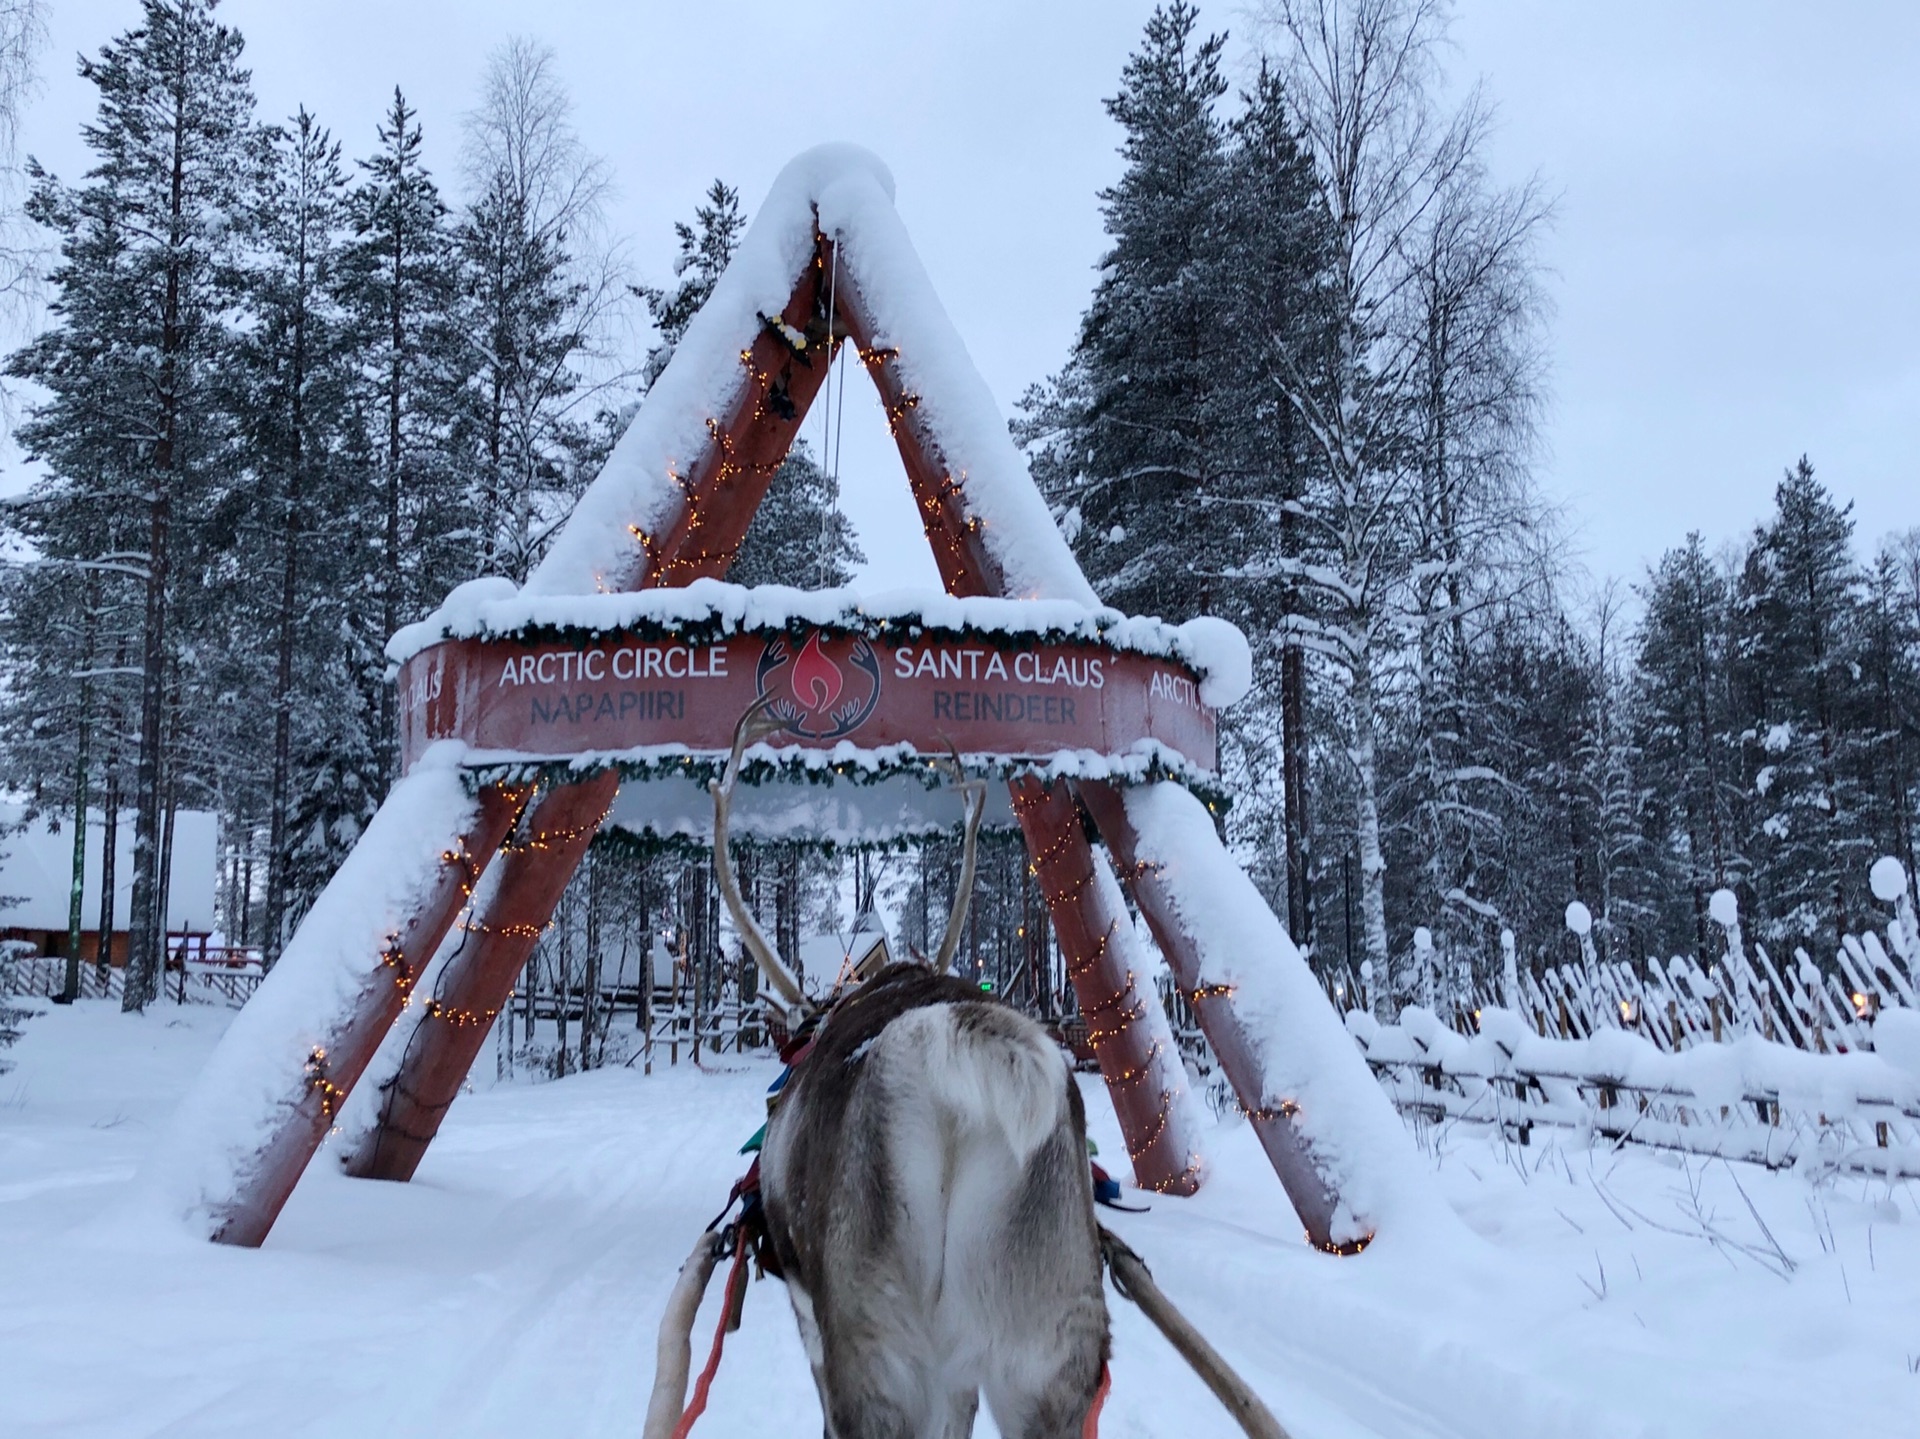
(929, 743), (987, 976)
(711, 696), (810, 1015)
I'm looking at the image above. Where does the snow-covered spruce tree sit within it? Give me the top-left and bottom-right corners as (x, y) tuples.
(730, 441), (864, 590)
(455, 37), (627, 583)
(222, 108), (376, 961)
(1020, 5), (1320, 910)
(1217, 62), (1338, 942)
(1734, 459), (1874, 950)
(1634, 532), (1750, 958)
(634, 177), (743, 392)
(1860, 535), (1920, 899)
(334, 88), (472, 789)
(1026, 2), (1237, 624)
(7, 0), (263, 1010)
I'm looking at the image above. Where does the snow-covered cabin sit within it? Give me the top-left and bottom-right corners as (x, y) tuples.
(797, 918), (893, 988)
(0, 806), (218, 965)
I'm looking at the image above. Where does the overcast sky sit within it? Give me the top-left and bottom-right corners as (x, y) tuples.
(12, 0), (1918, 596)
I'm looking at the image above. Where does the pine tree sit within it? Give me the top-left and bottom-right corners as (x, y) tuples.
(730, 441), (863, 589)
(9, 0), (264, 1009)
(1736, 459), (1873, 948)
(1635, 534), (1745, 956)
(1019, 5), (1328, 918)
(1865, 530), (1920, 894)
(228, 107), (363, 961)
(1024, 1), (1235, 623)
(335, 88), (470, 788)
(1220, 63), (1335, 948)
(635, 178), (743, 391)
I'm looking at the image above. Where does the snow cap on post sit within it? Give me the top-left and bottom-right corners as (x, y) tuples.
(1708, 888), (1740, 929)
(1871, 856), (1909, 905)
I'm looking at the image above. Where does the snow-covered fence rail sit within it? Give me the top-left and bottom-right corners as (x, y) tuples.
(498, 976), (773, 1075)
(1, 955), (261, 1009)
(1350, 1004), (1920, 1180)
(1326, 861), (1920, 1060)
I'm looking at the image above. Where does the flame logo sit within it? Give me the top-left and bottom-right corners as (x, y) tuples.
(791, 631), (844, 714)
(755, 631), (883, 741)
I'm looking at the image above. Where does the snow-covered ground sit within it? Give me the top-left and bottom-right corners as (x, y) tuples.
(3, 1001), (1917, 1437)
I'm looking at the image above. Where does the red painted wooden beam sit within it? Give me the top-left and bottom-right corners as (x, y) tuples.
(1075, 780), (1352, 1250)
(210, 784), (525, 1246)
(1010, 777), (1199, 1194)
(340, 773), (618, 1182)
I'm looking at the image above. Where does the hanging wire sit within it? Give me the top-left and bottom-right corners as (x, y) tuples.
(816, 236), (841, 590)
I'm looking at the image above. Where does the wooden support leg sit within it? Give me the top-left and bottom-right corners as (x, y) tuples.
(1010, 777), (1201, 1196)
(1076, 780), (1358, 1250)
(160, 774), (524, 1246)
(341, 772), (619, 1182)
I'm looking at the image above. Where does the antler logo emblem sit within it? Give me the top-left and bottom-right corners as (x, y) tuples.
(755, 631), (883, 741)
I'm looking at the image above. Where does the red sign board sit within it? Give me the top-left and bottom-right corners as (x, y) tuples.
(397, 629), (1218, 776)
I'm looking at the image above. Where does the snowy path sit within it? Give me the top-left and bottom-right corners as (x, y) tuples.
(4, 1002), (1917, 1437)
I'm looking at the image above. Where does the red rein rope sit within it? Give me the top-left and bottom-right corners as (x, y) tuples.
(670, 1228), (750, 1439)
(1083, 1362), (1112, 1438)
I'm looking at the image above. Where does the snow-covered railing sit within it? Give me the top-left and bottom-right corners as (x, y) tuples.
(1, 954), (261, 1010)
(1329, 858), (1920, 1060)
(1319, 858), (1920, 1176)
(1350, 1002), (1920, 1179)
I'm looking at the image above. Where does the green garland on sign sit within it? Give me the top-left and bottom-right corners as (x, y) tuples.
(460, 746), (1234, 814)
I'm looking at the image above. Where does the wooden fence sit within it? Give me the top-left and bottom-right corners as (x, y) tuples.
(1310, 876), (1920, 1178)
(0, 952), (264, 1009)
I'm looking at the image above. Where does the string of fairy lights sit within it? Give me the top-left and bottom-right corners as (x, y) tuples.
(1009, 784), (1202, 1192)
(609, 233), (1005, 599)
(299, 781), (631, 1121)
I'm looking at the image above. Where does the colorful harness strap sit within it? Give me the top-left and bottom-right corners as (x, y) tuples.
(669, 1226), (750, 1439)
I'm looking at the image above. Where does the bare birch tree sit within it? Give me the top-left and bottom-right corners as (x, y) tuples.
(458, 37), (630, 581)
(1253, 0), (1549, 1006)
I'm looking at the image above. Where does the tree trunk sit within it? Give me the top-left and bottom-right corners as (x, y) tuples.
(95, 715), (119, 977)
(263, 478), (299, 968)
(378, 199), (405, 792)
(123, 50), (189, 1015)
(1281, 639), (1312, 948)
(158, 784), (178, 1000)
(60, 683), (91, 1002)
(1349, 642), (1392, 1011)
(61, 592), (97, 1002)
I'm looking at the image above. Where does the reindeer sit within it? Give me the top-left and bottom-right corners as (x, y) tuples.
(709, 700), (1110, 1439)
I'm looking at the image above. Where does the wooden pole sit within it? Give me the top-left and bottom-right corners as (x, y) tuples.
(1010, 777), (1199, 1194)
(339, 774), (618, 1181)
(204, 782), (524, 1246)
(1076, 781), (1353, 1250)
